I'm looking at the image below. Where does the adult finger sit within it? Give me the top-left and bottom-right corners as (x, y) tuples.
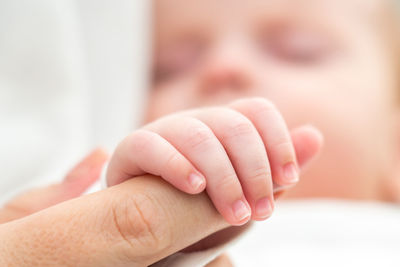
(0, 148), (108, 224)
(0, 175), (229, 267)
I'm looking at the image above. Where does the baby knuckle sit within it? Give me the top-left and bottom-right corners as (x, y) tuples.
(163, 151), (182, 171)
(215, 172), (239, 192)
(248, 166), (272, 183)
(111, 193), (172, 253)
(271, 140), (292, 151)
(223, 117), (254, 140)
(128, 130), (157, 153)
(271, 141), (296, 161)
(185, 123), (214, 150)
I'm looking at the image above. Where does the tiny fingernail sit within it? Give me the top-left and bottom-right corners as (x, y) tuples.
(232, 200), (251, 222)
(273, 183), (294, 193)
(282, 162), (299, 184)
(255, 197), (273, 218)
(189, 173), (205, 191)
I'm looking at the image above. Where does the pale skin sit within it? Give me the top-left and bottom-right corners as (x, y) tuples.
(0, 0), (399, 265)
(0, 145), (319, 266)
(107, 0), (400, 228)
(146, 0), (400, 202)
(0, 150), (235, 266)
(107, 98), (323, 225)
(107, 0), (400, 261)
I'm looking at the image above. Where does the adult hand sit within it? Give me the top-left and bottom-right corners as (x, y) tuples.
(0, 176), (229, 267)
(0, 149), (230, 266)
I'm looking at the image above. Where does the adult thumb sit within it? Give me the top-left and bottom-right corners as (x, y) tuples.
(0, 175), (228, 266)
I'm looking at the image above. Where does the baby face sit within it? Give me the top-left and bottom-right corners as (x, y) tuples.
(145, 0), (399, 200)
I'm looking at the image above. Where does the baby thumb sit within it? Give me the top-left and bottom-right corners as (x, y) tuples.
(291, 124), (324, 168)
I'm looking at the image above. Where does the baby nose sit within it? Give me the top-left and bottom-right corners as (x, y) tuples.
(198, 45), (254, 95)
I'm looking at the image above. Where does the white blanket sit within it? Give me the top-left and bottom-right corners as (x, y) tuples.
(228, 200), (400, 266)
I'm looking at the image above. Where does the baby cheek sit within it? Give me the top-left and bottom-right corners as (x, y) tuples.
(145, 84), (189, 122)
(148, 68), (222, 120)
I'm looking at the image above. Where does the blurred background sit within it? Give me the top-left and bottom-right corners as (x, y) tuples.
(0, 0), (150, 202)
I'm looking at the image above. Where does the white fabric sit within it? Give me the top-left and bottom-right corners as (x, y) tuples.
(162, 199), (400, 267)
(228, 200), (400, 266)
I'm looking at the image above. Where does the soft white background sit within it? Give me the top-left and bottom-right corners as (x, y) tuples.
(0, 0), (150, 204)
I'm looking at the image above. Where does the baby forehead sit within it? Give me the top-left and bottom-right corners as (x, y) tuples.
(154, 0), (387, 23)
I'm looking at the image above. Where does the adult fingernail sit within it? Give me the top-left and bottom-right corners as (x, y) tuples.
(232, 200), (251, 222)
(188, 173), (205, 191)
(282, 162), (299, 184)
(255, 197), (273, 219)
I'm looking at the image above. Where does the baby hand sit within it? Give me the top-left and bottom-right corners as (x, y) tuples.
(106, 98), (323, 225)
